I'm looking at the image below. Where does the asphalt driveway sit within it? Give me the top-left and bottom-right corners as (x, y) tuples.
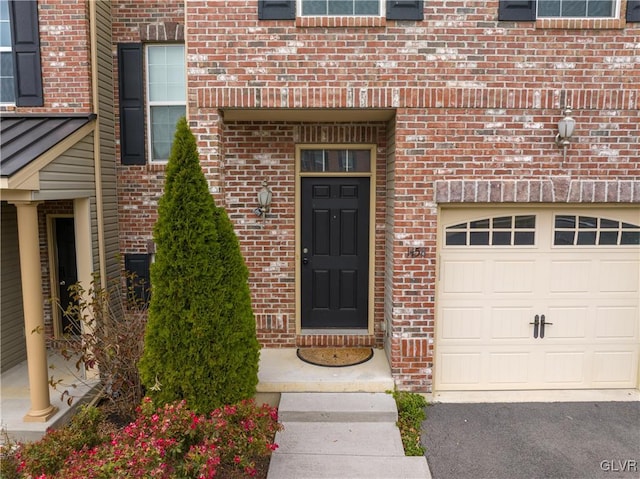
(421, 401), (640, 479)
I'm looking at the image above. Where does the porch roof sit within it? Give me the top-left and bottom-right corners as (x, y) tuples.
(0, 114), (96, 178)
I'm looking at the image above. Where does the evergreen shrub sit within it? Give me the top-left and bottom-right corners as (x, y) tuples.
(139, 117), (260, 413)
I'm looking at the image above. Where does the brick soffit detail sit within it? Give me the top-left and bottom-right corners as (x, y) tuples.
(435, 179), (640, 204)
(197, 87), (640, 111)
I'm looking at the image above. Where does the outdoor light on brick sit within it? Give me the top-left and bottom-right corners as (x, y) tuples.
(255, 180), (273, 217)
(555, 106), (576, 161)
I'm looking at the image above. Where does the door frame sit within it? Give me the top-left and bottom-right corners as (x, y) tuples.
(295, 144), (377, 334)
(47, 214), (76, 338)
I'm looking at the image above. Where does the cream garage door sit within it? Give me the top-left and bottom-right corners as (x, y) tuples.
(436, 208), (640, 391)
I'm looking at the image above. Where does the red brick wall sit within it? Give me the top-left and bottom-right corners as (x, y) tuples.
(0, 0), (93, 114)
(113, 0), (640, 391)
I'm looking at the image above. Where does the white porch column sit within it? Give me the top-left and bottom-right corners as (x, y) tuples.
(13, 201), (58, 422)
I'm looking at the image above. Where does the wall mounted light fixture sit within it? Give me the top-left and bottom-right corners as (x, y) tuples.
(255, 180), (272, 217)
(555, 106), (576, 161)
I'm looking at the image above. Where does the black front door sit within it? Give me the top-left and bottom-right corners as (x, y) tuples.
(301, 177), (369, 329)
(55, 217), (79, 335)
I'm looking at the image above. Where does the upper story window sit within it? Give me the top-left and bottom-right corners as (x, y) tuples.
(498, 0), (639, 23)
(0, 0), (14, 104)
(258, 0), (423, 21)
(538, 0), (616, 18)
(300, 0), (381, 16)
(145, 44), (186, 162)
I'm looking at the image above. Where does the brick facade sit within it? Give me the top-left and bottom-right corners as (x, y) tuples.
(0, 0), (92, 114)
(113, 1), (640, 392)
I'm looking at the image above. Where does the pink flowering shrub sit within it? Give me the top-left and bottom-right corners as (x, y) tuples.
(205, 400), (281, 477)
(11, 398), (281, 479)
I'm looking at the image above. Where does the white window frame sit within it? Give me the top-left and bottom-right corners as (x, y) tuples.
(536, 0), (620, 19)
(0, 0), (14, 105)
(297, 0), (385, 17)
(145, 43), (186, 163)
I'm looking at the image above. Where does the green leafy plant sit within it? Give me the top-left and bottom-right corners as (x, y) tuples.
(139, 117), (260, 413)
(388, 390), (428, 456)
(50, 270), (148, 423)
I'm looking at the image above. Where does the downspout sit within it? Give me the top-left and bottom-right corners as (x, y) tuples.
(89, 0), (106, 288)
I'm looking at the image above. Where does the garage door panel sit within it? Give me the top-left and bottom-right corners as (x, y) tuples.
(544, 307), (588, 339)
(595, 307), (638, 339)
(542, 351), (585, 384)
(493, 261), (535, 293)
(599, 260), (639, 293)
(440, 307), (483, 339)
(438, 352), (481, 386)
(490, 307), (533, 339)
(442, 260), (484, 294)
(488, 353), (530, 384)
(549, 261), (591, 293)
(592, 351), (638, 385)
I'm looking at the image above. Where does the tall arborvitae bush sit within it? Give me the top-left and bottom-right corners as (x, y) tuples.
(139, 117), (260, 413)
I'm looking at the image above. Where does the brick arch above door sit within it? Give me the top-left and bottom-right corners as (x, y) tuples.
(435, 179), (640, 204)
(139, 22), (184, 41)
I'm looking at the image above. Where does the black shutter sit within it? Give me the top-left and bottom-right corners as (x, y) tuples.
(628, 1), (640, 22)
(258, 0), (295, 19)
(117, 43), (146, 165)
(124, 253), (150, 304)
(8, 0), (43, 107)
(498, 1), (536, 21)
(386, 1), (424, 20)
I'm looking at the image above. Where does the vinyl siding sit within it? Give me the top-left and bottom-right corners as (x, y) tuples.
(1, 202), (26, 372)
(34, 134), (96, 200)
(95, 0), (120, 283)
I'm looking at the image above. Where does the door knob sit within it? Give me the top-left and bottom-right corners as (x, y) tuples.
(529, 314), (539, 339)
(59, 280), (66, 286)
(540, 314), (552, 338)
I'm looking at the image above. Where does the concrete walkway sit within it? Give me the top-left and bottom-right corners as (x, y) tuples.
(268, 392), (431, 479)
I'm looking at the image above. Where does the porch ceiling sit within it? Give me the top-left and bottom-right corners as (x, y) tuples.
(221, 108), (395, 122)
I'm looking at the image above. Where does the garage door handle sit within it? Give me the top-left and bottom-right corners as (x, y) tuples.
(540, 315), (552, 338)
(529, 315), (539, 339)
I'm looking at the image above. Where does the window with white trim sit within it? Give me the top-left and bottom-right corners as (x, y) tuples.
(538, 0), (618, 18)
(0, 0), (14, 104)
(146, 44), (186, 162)
(299, 0), (382, 16)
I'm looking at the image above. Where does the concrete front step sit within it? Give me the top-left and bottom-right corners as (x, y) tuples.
(278, 392), (398, 422)
(257, 348), (394, 393)
(274, 421), (405, 456)
(268, 454), (431, 479)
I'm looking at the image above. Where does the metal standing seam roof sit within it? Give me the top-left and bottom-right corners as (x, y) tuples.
(0, 114), (96, 178)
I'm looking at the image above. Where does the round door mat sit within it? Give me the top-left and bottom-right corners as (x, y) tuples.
(296, 347), (373, 367)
